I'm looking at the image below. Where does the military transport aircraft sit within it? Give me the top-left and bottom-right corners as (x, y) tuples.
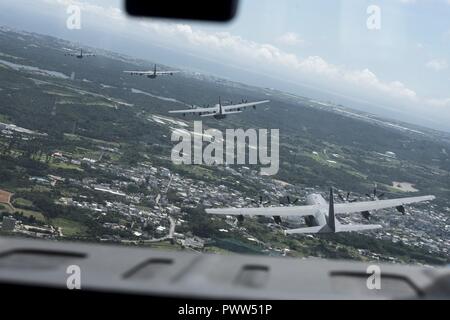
(169, 98), (270, 119)
(123, 64), (179, 79)
(206, 188), (435, 234)
(64, 48), (95, 59)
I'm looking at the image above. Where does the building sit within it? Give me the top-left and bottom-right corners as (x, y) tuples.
(181, 237), (205, 249)
(2, 216), (16, 231)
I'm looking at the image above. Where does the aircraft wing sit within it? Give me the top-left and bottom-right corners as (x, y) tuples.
(169, 106), (218, 115)
(336, 224), (383, 232)
(83, 53), (95, 57)
(222, 100), (270, 113)
(123, 70), (154, 75)
(334, 195), (435, 214)
(206, 205), (318, 217)
(155, 71), (179, 75)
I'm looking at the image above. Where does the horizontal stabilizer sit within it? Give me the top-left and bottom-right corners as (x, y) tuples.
(285, 224), (382, 234)
(285, 226), (324, 234)
(336, 224), (382, 232)
(206, 205), (318, 217)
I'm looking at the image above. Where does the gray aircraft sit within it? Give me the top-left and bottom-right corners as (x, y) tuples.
(169, 98), (270, 119)
(206, 188), (435, 234)
(64, 48), (95, 59)
(123, 64), (179, 79)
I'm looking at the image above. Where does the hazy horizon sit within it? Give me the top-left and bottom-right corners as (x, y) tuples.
(1, 0), (450, 132)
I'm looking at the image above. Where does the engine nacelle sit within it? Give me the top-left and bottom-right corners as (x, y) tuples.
(361, 211), (371, 220)
(396, 205), (406, 215)
(273, 216), (282, 225)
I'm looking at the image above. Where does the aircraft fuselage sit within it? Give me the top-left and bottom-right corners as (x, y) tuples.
(285, 193), (329, 227)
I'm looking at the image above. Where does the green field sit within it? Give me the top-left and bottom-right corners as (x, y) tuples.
(51, 218), (88, 237)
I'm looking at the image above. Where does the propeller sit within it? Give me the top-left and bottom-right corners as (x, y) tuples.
(279, 196), (299, 205)
(366, 185), (385, 200)
(337, 191), (358, 203)
(249, 195), (283, 225)
(360, 185), (384, 219)
(252, 195), (271, 207)
(273, 216), (282, 225)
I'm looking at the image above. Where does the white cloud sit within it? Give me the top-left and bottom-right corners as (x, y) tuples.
(426, 97), (450, 108)
(426, 59), (448, 71)
(38, 0), (450, 112)
(276, 32), (304, 46)
(140, 21), (419, 103)
(398, 0), (450, 4)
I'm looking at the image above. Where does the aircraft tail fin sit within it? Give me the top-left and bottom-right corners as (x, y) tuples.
(328, 188), (336, 232)
(328, 187), (381, 233)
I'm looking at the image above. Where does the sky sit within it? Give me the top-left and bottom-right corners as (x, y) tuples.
(1, 0), (450, 131)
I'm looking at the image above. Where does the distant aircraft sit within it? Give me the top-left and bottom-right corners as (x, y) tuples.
(206, 188), (435, 234)
(64, 49), (95, 59)
(123, 65), (179, 79)
(169, 98), (270, 119)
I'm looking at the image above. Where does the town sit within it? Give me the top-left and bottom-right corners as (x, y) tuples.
(1, 129), (448, 262)
(0, 26), (448, 266)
